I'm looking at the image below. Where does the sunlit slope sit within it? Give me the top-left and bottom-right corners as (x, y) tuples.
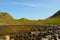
(0, 10), (60, 35)
(0, 12), (15, 24)
(0, 10), (60, 25)
(44, 10), (60, 24)
(0, 12), (39, 24)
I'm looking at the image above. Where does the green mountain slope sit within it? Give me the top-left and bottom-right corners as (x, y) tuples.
(0, 12), (38, 24)
(0, 10), (60, 25)
(0, 12), (15, 24)
(45, 10), (60, 24)
(0, 10), (60, 35)
(50, 10), (60, 18)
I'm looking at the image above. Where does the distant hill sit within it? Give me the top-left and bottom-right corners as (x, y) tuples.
(0, 10), (60, 25)
(0, 10), (60, 35)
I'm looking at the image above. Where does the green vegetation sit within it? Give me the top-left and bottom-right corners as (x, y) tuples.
(0, 10), (60, 35)
(0, 10), (60, 25)
(0, 12), (15, 24)
(44, 10), (60, 24)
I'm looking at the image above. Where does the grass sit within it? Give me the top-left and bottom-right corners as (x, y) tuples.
(0, 10), (60, 35)
(0, 10), (60, 25)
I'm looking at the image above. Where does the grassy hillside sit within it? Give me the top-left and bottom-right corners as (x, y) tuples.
(0, 10), (60, 25)
(0, 10), (60, 35)
(44, 10), (60, 24)
(0, 12), (15, 24)
(50, 10), (60, 18)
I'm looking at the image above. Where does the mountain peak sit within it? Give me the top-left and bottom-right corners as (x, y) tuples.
(0, 12), (13, 20)
(0, 12), (8, 15)
(0, 12), (8, 18)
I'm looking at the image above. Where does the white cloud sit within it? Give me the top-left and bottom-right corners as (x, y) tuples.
(11, 2), (54, 8)
(0, 1), (57, 8)
(11, 2), (40, 7)
(23, 3), (39, 7)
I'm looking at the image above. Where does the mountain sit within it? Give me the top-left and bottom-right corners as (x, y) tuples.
(0, 10), (60, 35)
(0, 12), (38, 24)
(45, 10), (60, 24)
(0, 12), (14, 19)
(0, 10), (60, 25)
(50, 10), (60, 18)
(0, 12), (15, 24)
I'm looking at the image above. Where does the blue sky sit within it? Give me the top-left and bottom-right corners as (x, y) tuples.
(0, 0), (60, 20)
